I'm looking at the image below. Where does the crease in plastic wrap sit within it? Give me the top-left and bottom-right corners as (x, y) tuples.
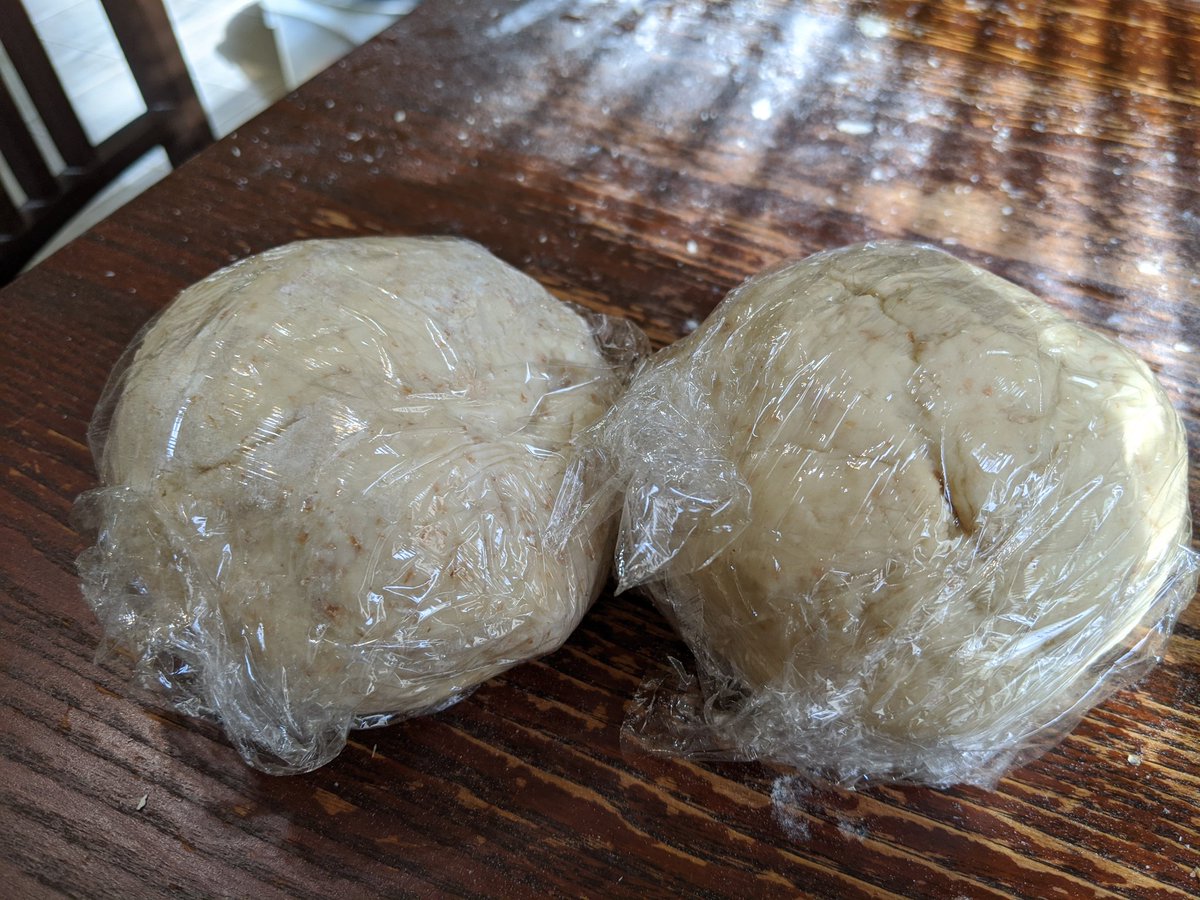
(598, 240), (1198, 788)
(74, 236), (648, 774)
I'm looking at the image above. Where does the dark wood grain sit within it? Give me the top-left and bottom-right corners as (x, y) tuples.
(1, 1), (1197, 897)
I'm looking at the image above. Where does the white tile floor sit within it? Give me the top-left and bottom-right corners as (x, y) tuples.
(9, 0), (402, 268)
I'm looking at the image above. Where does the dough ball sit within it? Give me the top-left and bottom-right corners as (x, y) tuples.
(609, 241), (1195, 785)
(79, 237), (627, 773)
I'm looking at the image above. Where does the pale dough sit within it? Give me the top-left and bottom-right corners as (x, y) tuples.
(613, 241), (1192, 783)
(84, 237), (618, 771)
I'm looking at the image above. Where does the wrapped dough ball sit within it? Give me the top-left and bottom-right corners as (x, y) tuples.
(77, 237), (642, 773)
(607, 241), (1197, 787)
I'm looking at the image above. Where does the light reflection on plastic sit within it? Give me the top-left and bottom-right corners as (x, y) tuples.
(165, 401), (190, 460)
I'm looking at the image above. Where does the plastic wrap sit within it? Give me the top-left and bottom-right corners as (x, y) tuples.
(600, 240), (1198, 788)
(75, 236), (647, 774)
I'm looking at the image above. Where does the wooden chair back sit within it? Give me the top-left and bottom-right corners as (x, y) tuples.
(0, 0), (213, 283)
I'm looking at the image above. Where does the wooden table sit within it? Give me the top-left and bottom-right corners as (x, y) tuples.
(3, 1), (1198, 896)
